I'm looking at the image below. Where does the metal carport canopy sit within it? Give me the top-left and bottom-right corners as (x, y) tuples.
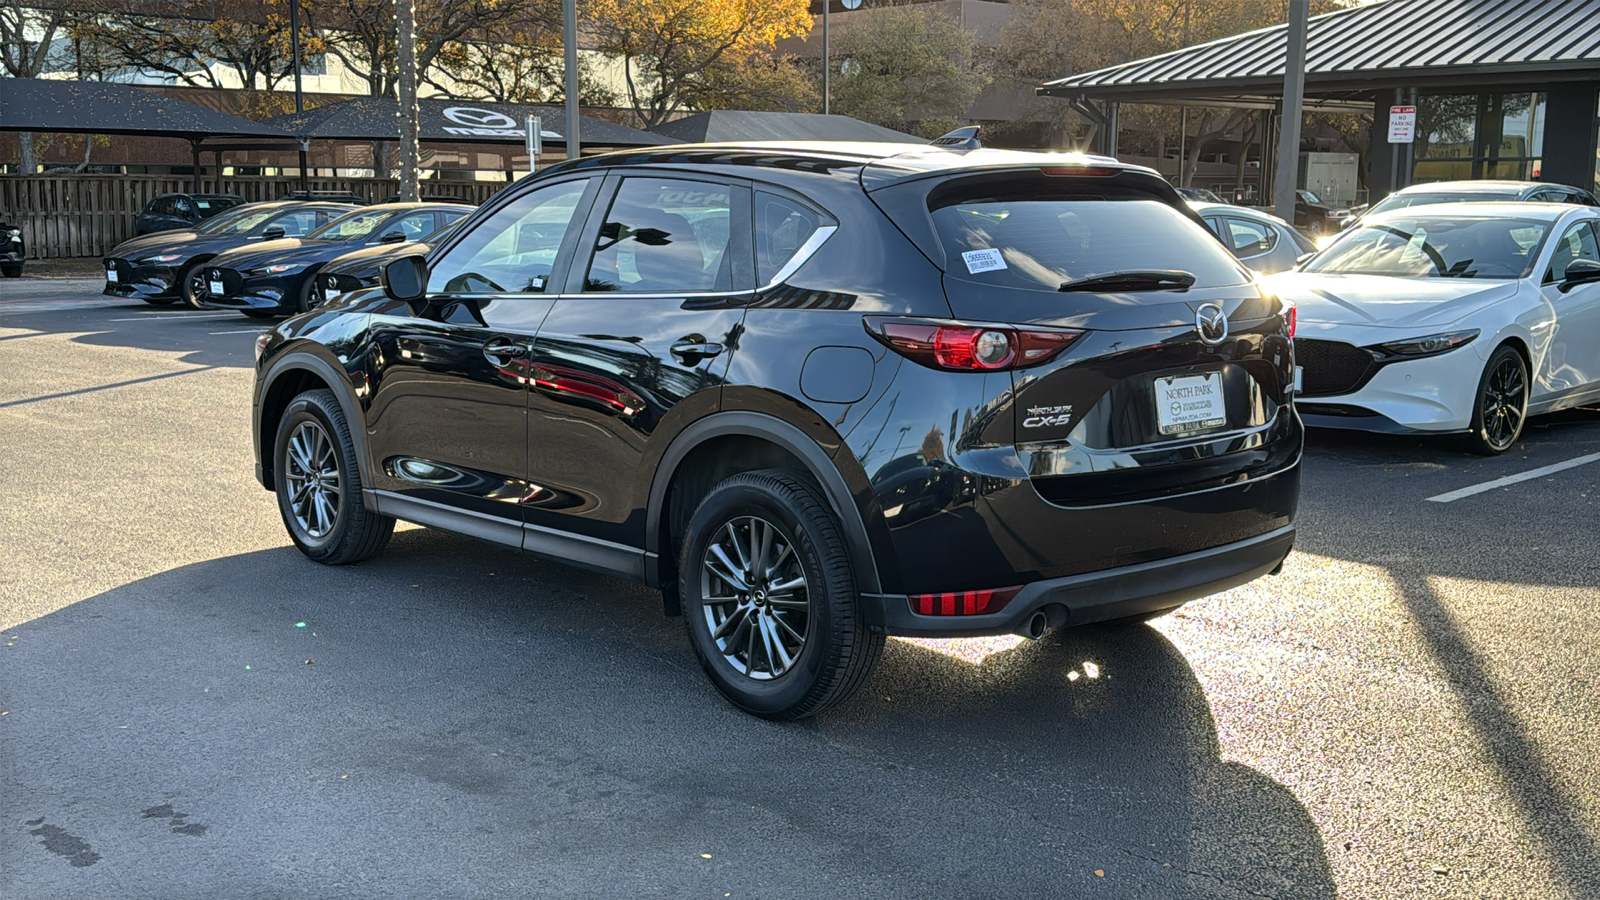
(262, 97), (676, 148)
(1038, 0), (1600, 108)
(0, 77), (292, 139)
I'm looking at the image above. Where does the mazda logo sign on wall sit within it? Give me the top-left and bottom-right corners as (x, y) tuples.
(442, 107), (517, 130)
(1196, 302), (1229, 345)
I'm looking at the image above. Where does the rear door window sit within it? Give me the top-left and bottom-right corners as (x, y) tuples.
(1224, 217), (1276, 257)
(584, 177), (739, 293)
(931, 197), (1247, 291)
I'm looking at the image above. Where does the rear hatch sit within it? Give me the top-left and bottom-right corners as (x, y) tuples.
(867, 164), (1297, 507)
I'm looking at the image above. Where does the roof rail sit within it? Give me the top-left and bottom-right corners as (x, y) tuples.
(929, 126), (981, 150)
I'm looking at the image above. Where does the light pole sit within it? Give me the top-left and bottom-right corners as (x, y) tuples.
(563, 0), (579, 159)
(396, 0), (419, 201)
(1274, 0), (1309, 223)
(823, 0), (863, 116)
(289, 0), (307, 191)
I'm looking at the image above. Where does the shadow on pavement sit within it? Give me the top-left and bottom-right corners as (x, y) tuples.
(3, 528), (1332, 898)
(0, 297), (266, 370)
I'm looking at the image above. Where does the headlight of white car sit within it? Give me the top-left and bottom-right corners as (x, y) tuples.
(1374, 329), (1479, 358)
(252, 263), (305, 275)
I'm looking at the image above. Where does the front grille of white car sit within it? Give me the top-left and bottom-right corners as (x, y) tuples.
(1296, 339), (1378, 397)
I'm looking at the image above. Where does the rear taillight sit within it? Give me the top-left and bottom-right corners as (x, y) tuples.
(909, 586), (1022, 616)
(867, 318), (1082, 371)
(1285, 304), (1297, 340)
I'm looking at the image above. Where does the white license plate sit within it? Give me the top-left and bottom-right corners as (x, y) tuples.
(325, 288), (341, 301)
(1293, 366), (1304, 394)
(209, 280), (224, 295)
(1155, 371), (1227, 435)
(106, 268), (118, 283)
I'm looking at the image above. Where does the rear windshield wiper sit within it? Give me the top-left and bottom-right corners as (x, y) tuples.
(1057, 270), (1196, 292)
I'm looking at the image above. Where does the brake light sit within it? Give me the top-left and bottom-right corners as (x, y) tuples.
(869, 318), (1082, 371)
(1285, 304), (1297, 340)
(909, 586), (1022, 616)
(1040, 166), (1120, 177)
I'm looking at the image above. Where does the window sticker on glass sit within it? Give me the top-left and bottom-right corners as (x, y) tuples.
(962, 248), (1007, 274)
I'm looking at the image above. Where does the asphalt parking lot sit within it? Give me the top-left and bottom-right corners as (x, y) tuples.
(4, 277), (1600, 899)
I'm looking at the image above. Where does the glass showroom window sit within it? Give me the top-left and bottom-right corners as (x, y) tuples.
(1412, 92), (1545, 184)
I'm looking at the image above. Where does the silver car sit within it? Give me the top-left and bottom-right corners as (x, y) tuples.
(1191, 202), (1316, 274)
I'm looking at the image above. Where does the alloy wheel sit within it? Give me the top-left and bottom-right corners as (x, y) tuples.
(1481, 355), (1526, 451)
(283, 420), (342, 539)
(700, 515), (811, 680)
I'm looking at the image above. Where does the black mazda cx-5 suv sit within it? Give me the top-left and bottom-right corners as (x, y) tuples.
(251, 140), (1302, 719)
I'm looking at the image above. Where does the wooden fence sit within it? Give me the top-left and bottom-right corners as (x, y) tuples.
(0, 175), (508, 259)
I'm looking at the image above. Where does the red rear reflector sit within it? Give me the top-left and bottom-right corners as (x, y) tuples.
(1286, 305), (1297, 340)
(909, 586), (1023, 616)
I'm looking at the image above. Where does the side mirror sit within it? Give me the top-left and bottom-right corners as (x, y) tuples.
(382, 255), (429, 302)
(261, 226), (286, 240)
(1561, 258), (1600, 291)
(378, 231), (408, 244)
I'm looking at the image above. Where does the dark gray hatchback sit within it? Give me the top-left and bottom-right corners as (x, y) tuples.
(251, 141), (1302, 719)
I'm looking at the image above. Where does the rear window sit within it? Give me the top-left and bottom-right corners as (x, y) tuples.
(931, 197), (1248, 291)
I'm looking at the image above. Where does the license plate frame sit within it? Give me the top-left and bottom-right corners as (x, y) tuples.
(208, 279), (224, 295)
(1155, 371), (1227, 436)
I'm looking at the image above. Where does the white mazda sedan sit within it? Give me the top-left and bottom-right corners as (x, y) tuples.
(1267, 202), (1600, 454)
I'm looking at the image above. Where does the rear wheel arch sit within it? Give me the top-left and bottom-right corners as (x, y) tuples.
(258, 354), (368, 492)
(647, 412), (885, 615)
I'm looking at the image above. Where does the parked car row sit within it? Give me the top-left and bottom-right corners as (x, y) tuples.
(103, 199), (472, 312)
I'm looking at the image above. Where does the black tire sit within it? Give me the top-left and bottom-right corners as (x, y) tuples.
(294, 268), (322, 313)
(679, 469), (883, 720)
(273, 389), (395, 564)
(179, 262), (208, 309)
(1, 263), (20, 278)
(1464, 345), (1528, 456)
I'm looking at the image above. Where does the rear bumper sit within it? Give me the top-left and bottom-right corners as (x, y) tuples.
(866, 523), (1295, 637)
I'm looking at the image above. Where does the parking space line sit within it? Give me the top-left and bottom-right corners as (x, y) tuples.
(107, 313), (237, 321)
(1426, 452), (1600, 503)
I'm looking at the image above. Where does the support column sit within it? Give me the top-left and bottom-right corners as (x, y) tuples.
(1104, 102), (1119, 157)
(1273, 0), (1309, 223)
(1368, 94), (1397, 203)
(1542, 82), (1599, 190)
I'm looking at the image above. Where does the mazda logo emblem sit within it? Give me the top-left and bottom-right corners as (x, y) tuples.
(442, 106), (517, 130)
(1196, 303), (1228, 345)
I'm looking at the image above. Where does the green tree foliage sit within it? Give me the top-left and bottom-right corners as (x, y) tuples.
(826, 3), (990, 137)
(586, 0), (814, 127)
(76, 0), (324, 91)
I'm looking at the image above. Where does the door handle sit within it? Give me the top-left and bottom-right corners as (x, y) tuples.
(483, 341), (527, 362)
(670, 339), (724, 360)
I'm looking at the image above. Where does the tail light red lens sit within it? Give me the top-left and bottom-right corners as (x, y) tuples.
(1286, 304), (1297, 340)
(870, 318), (1082, 371)
(909, 586), (1022, 616)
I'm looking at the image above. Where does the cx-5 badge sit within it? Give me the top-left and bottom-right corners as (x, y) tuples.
(1196, 303), (1229, 345)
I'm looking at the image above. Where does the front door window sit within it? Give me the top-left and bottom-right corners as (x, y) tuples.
(429, 180), (593, 295)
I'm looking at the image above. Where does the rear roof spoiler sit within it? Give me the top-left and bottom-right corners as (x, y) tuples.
(929, 126), (981, 151)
